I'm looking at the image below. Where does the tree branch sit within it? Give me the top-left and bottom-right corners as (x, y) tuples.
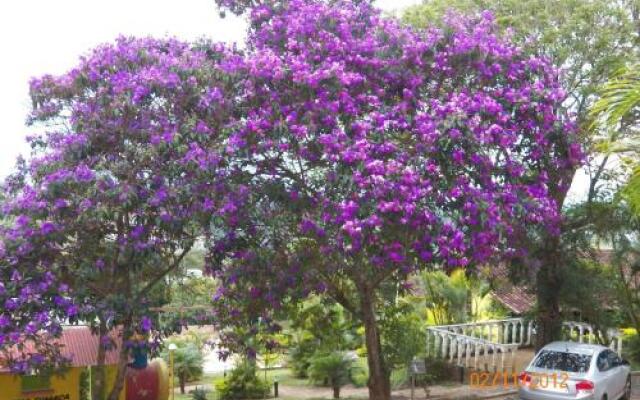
(134, 240), (195, 302)
(320, 272), (359, 317)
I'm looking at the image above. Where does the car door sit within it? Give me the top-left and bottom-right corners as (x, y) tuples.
(606, 350), (626, 399)
(597, 350), (617, 399)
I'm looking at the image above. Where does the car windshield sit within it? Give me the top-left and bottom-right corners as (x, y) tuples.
(533, 350), (592, 373)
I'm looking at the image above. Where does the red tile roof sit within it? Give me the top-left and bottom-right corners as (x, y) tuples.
(485, 249), (638, 314)
(0, 325), (122, 371)
(58, 325), (122, 367)
(491, 286), (535, 314)
(481, 262), (535, 315)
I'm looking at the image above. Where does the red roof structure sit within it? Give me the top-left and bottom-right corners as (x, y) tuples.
(481, 262), (535, 315)
(0, 325), (122, 372)
(484, 249), (638, 315)
(491, 285), (535, 314)
(58, 325), (122, 367)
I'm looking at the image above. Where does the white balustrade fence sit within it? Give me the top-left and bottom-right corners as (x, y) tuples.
(426, 318), (528, 373)
(562, 321), (623, 355)
(426, 318), (623, 373)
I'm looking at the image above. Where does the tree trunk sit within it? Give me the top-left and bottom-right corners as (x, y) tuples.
(359, 285), (391, 400)
(535, 236), (563, 351)
(333, 384), (340, 399)
(106, 325), (131, 400)
(533, 163), (575, 350)
(180, 372), (186, 394)
(92, 321), (108, 400)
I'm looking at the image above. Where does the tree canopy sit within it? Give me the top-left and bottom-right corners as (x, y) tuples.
(205, 1), (578, 398)
(0, 37), (245, 399)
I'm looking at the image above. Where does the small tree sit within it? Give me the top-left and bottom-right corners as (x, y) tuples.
(308, 352), (353, 399)
(287, 297), (360, 378)
(378, 299), (424, 373)
(419, 270), (469, 325)
(591, 63), (640, 340)
(214, 361), (271, 400)
(162, 342), (204, 394)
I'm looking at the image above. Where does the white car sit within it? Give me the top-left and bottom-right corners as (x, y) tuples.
(519, 341), (631, 400)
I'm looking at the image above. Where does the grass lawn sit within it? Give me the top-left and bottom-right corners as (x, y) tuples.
(174, 389), (217, 400)
(281, 398), (366, 400)
(174, 368), (309, 388)
(173, 390), (214, 400)
(171, 368), (310, 400)
(183, 372), (223, 386)
(261, 367), (311, 387)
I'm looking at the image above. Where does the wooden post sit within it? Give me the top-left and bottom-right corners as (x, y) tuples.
(411, 374), (415, 400)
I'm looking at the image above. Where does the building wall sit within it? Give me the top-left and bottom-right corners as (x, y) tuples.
(0, 365), (125, 400)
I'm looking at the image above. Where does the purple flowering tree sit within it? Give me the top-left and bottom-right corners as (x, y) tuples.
(206, 1), (579, 399)
(1, 37), (244, 400)
(0, 1), (580, 400)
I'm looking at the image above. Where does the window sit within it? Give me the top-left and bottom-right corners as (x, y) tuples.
(21, 373), (52, 393)
(597, 351), (611, 371)
(607, 350), (621, 368)
(533, 350), (592, 373)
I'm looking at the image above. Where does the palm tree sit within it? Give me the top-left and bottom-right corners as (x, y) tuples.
(591, 64), (640, 210)
(590, 64), (640, 360)
(307, 352), (353, 399)
(162, 342), (204, 394)
(592, 65), (640, 130)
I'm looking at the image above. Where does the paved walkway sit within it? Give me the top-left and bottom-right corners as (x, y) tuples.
(632, 373), (640, 400)
(472, 372), (640, 400)
(268, 371), (640, 400)
(233, 382), (509, 400)
(178, 370), (640, 400)
(178, 381), (519, 400)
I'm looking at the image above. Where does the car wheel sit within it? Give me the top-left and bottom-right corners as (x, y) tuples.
(622, 377), (632, 400)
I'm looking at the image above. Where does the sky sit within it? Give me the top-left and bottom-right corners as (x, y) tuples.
(0, 0), (419, 180)
(0, 0), (589, 200)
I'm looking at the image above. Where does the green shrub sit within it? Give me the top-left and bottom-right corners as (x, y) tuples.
(79, 369), (90, 400)
(350, 357), (368, 387)
(424, 357), (453, 384)
(307, 352), (353, 398)
(289, 338), (317, 378)
(190, 387), (209, 400)
(287, 297), (362, 379)
(390, 367), (409, 389)
(622, 330), (640, 365)
(214, 362), (271, 400)
(379, 300), (424, 370)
